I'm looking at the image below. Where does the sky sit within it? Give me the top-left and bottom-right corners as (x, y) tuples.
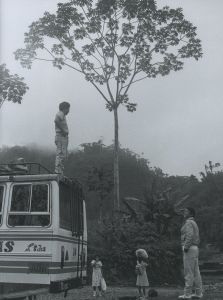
(1, 0), (223, 177)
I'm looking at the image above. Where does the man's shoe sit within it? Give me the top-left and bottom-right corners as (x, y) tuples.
(191, 294), (203, 299)
(178, 295), (192, 299)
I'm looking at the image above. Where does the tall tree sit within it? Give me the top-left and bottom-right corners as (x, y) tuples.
(0, 64), (28, 109)
(15, 0), (202, 211)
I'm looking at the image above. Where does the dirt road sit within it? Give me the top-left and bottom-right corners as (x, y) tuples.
(61, 285), (223, 300)
(2, 285), (223, 299)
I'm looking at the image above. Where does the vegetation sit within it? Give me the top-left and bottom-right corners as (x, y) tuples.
(0, 64), (28, 110)
(1, 143), (223, 283)
(15, 0), (202, 210)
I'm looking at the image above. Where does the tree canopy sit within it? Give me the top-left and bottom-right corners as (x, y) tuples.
(0, 64), (28, 109)
(15, 0), (202, 112)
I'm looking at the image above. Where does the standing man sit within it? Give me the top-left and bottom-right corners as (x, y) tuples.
(54, 101), (70, 175)
(178, 207), (203, 299)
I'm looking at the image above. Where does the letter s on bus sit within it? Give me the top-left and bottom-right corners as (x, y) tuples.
(4, 241), (15, 252)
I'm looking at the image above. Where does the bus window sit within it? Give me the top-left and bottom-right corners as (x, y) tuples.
(8, 184), (50, 227)
(10, 185), (30, 212)
(59, 183), (71, 231)
(59, 182), (84, 234)
(0, 186), (4, 224)
(72, 186), (84, 235)
(31, 184), (48, 212)
(72, 189), (83, 235)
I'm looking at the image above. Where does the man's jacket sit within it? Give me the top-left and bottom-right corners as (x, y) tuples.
(181, 217), (200, 250)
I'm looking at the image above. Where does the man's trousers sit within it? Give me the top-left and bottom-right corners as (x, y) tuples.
(183, 245), (203, 297)
(55, 135), (68, 174)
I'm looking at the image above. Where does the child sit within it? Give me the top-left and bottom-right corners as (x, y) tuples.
(136, 255), (149, 300)
(91, 256), (103, 297)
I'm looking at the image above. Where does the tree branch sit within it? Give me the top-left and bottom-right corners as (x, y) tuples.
(89, 80), (111, 105)
(115, 59), (120, 103)
(43, 46), (56, 59)
(80, 6), (105, 60)
(40, 43), (111, 104)
(126, 74), (149, 86)
(63, 32), (103, 77)
(62, 61), (85, 74)
(121, 56), (138, 97)
(34, 57), (54, 63)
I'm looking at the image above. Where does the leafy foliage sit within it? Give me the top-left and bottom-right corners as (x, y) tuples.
(3, 145), (223, 281)
(15, 0), (202, 113)
(0, 64), (28, 109)
(0, 142), (154, 219)
(89, 214), (182, 284)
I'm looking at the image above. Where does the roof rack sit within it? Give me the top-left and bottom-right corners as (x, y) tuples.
(0, 162), (52, 176)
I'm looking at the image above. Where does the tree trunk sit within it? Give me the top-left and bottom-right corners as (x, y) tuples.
(99, 194), (103, 223)
(113, 107), (120, 211)
(0, 96), (5, 110)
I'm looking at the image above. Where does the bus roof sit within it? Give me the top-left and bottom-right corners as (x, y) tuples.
(0, 162), (81, 187)
(0, 173), (59, 183)
(0, 162), (52, 175)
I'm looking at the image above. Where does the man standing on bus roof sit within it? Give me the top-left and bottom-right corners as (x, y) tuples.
(54, 101), (70, 175)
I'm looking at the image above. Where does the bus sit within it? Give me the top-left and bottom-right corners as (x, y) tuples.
(0, 162), (87, 293)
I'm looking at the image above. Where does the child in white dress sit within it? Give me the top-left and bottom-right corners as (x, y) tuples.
(91, 256), (103, 297)
(136, 255), (149, 300)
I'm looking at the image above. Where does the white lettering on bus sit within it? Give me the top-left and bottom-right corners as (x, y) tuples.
(25, 243), (46, 252)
